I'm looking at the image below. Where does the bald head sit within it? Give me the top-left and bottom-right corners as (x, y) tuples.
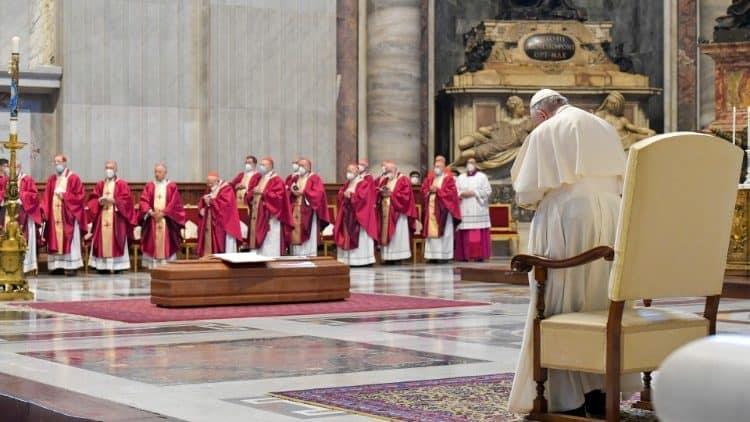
(298, 158), (311, 174)
(154, 163), (167, 182)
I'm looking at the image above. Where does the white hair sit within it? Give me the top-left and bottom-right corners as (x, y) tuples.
(154, 162), (168, 171)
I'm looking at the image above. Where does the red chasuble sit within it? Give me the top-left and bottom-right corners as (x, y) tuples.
(377, 174), (417, 246)
(289, 173), (330, 245)
(17, 173), (43, 234)
(247, 173), (293, 249)
(139, 181), (186, 260)
(41, 169), (87, 255)
(334, 175), (380, 250)
(197, 182), (242, 256)
(420, 172), (462, 238)
(285, 174), (298, 191)
(0, 174), (7, 205)
(229, 171), (262, 203)
(87, 178), (137, 259)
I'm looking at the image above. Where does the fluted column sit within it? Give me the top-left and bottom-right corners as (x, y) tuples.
(366, 0), (424, 174)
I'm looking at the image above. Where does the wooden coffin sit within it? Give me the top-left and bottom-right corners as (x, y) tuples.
(150, 256), (350, 307)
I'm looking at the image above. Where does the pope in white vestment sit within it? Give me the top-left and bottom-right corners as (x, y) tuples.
(508, 90), (638, 415)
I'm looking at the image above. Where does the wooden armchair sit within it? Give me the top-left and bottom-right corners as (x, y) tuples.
(181, 205), (201, 259)
(510, 133), (742, 422)
(322, 204), (337, 257)
(490, 203), (519, 256)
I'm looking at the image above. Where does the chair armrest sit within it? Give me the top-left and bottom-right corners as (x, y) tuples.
(511, 245), (614, 273)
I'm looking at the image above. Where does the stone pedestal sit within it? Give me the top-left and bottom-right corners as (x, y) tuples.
(700, 42), (750, 144)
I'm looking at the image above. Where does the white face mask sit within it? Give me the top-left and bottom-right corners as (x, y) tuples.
(434, 167), (443, 176)
(297, 167), (308, 176)
(258, 165), (268, 175)
(291, 163), (300, 173)
(467, 163), (476, 173)
(245, 163), (254, 172)
(410, 177), (420, 185)
(346, 172), (356, 181)
(105, 169), (115, 179)
(381, 166), (387, 175)
(55, 164), (65, 174)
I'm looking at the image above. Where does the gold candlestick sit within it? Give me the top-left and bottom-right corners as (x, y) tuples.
(0, 41), (33, 300)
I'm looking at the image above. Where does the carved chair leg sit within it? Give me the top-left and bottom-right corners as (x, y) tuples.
(606, 301), (625, 422)
(632, 371), (653, 410)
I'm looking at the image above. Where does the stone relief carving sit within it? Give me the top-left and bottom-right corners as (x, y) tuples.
(496, 0), (588, 22)
(450, 96), (533, 170)
(715, 0), (750, 42)
(595, 91), (656, 150)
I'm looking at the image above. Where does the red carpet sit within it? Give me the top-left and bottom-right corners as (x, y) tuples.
(18, 294), (487, 323)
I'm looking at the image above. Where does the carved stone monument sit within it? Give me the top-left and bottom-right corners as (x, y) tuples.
(715, 0), (750, 43)
(443, 2), (659, 181)
(595, 91), (656, 150)
(701, 1), (750, 275)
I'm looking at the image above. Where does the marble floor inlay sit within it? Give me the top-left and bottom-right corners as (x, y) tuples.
(0, 263), (744, 421)
(23, 336), (487, 385)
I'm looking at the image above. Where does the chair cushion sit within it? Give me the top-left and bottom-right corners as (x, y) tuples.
(540, 307), (708, 374)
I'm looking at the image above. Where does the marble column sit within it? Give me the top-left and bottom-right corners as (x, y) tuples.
(366, 0), (424, 175)
(677, 0), (698, 131)
(29, 0), (56, 67)
(337, 0), (359, 182)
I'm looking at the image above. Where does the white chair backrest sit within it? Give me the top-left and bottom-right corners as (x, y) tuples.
(609, 132), (742, 301)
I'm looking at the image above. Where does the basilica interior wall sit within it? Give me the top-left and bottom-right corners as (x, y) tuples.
(54, 0), (337, 183)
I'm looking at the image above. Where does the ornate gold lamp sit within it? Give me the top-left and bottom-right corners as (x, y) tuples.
(0, 36), (33, 300)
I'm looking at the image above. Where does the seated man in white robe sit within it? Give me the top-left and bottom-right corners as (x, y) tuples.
(508, 89), (638, 417)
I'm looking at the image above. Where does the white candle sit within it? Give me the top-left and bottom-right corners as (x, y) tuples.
(11, 36), (19, 54)
(9, 120), (17, 136)
(733, 106), (737, 145)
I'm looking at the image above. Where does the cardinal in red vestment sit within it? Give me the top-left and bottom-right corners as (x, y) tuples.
(377, 161), (417, 263)
(420, 156), (462, 262)
(247, 157), (292, 257)
(335, 163), (380, 266)
(41, 154), (87, 275)
(139, 163), (187, 268)
(288, 158), (330, 256)
(229, 155), (261, 203)
(285, 157), (300, 191)
(197, 172), (243, 257)
(16, 163), (43, 273)
(87, 160), (137, 273)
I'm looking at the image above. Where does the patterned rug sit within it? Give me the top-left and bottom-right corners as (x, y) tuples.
(15, 293), (487, 323)
(273, 374), (657, 422)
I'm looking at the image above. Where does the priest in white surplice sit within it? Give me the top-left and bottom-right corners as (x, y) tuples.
(455, 159), (493, 262)
(508, 89), (638, 417)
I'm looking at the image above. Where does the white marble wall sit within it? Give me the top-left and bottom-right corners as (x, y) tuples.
(56, 0), (336, 182)
(366, 0), (422, 175)
(0, 1), (31, 68)
(208, 0), (337, 181)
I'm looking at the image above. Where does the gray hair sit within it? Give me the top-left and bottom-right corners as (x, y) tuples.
(154, 162), (168, 172)
(531, 94), (569, 116)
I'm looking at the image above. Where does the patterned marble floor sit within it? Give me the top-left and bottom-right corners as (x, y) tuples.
(0, 264), (747, 421)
